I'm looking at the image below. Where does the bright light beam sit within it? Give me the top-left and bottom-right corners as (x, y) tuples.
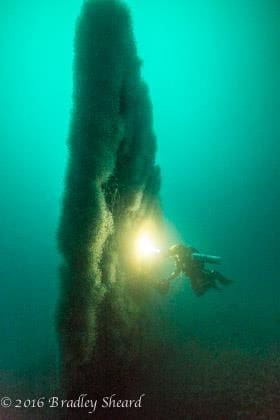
(136, 233), (160, 258)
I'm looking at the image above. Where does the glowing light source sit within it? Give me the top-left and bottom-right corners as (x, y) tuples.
(136, 232), (160, 258)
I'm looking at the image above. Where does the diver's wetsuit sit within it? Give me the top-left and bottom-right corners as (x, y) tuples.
(162, 244), (230, 296)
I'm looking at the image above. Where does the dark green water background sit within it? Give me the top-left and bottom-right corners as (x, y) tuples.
(1, 0), (279, 401)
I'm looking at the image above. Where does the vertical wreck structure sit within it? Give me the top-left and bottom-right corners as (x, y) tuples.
(57, 0), (161, 396)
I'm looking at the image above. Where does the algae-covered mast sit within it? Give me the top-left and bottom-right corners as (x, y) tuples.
(57, 0), (161, 396)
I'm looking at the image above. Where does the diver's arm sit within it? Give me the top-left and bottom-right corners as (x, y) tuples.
(166, 264), (181, 281)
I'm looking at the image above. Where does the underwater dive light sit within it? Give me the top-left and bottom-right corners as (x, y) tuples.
(136, 233), (161, 258)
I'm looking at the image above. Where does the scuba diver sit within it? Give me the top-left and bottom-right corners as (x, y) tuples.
(156, 244), (231, 296)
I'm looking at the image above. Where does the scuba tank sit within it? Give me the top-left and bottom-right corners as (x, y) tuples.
(192, 253), (221, 264)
